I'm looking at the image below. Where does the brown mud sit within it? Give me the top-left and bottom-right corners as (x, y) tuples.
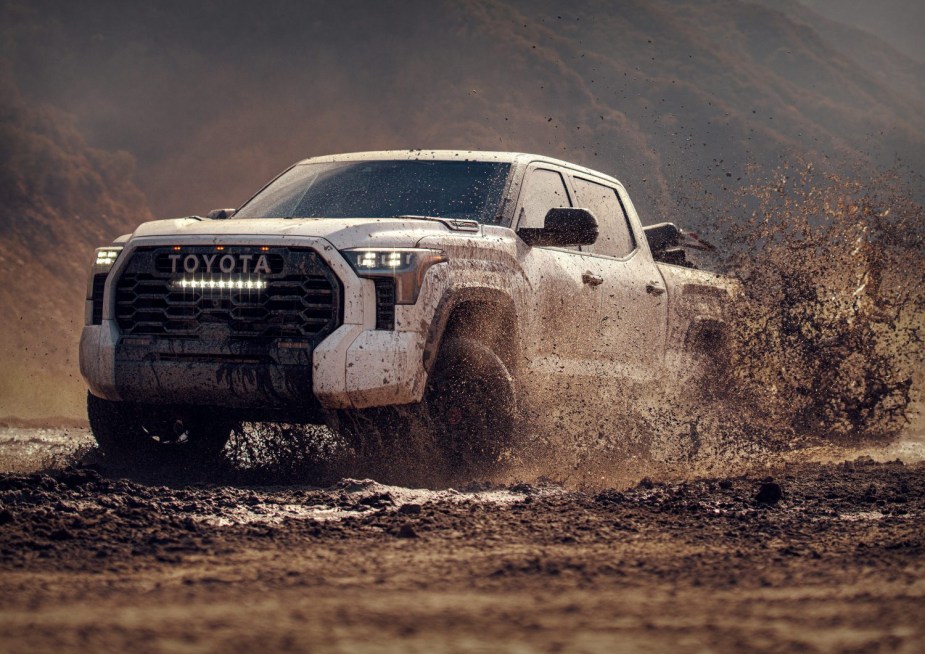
(1, 429), (924, 653)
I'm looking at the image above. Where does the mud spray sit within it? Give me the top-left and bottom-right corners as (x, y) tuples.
(478, 164), (924, 489)
(388, 165), (913, 489)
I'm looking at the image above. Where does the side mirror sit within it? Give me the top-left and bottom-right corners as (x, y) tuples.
(207, 208), (236, 219)
(517, 207), (599, 247)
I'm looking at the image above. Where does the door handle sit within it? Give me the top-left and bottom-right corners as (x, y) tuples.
(582, 272), (604, 286)
(646, 281), (666, 296)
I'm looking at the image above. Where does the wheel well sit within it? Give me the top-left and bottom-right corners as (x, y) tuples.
(441, 300), (520, 374)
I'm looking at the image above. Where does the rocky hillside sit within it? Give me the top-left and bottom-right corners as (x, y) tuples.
(0, 71), (149, 419)
(3, 0), (922, 219)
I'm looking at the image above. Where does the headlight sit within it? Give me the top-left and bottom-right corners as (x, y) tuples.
(92, 247), (124, 275)
(342, 248), (446, 304)
(86, 246), (124, 325)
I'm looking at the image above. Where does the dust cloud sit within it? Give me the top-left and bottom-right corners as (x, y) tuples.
(712, 166), (924, 443)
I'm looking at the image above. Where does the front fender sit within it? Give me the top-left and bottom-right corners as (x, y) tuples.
(422, 286), (520, 373)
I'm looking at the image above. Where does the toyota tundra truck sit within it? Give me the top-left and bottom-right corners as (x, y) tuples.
(80, 150), (733, 470)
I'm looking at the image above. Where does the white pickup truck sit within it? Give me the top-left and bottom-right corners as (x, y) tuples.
(80, 151), (733, 470)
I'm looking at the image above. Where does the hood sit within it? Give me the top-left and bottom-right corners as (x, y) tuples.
(128, 216), (472, 250)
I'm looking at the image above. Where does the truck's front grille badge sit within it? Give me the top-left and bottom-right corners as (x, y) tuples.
(114, 246), (342, 343)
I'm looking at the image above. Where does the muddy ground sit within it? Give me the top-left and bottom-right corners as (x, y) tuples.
(0, 428), (923, 653)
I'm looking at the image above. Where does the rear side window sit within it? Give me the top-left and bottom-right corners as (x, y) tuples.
(571, 178), (636, 258)
(516, 168), (571, 229)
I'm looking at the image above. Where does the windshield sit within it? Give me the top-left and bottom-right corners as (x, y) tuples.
(234, 160), (511, 223)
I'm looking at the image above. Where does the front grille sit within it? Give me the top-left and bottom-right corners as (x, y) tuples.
(114, 246), (341, 343)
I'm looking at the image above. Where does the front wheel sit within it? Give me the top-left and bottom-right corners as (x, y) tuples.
(425, 337), (517, 474)
(87, 392), (234, 469)
(329, 338), (517, 481)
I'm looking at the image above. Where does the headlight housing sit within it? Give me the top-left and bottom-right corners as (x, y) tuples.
(91, 247), (124, 276)
(342, 248), (446, 304)
(86, 246), (123, 324)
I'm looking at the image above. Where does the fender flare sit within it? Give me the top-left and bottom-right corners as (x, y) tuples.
(422, 287), (519, 373)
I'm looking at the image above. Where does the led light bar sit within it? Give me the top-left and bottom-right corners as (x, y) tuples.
(171, 278), (267, 291)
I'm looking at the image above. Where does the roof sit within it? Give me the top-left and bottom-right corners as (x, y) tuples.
(295, 150), (622, 186)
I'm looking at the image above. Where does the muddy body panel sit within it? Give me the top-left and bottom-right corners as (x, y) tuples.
(113, 341), (316, 410)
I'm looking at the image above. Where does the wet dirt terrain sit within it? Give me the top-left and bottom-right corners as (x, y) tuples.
(0, 429), (923, 653)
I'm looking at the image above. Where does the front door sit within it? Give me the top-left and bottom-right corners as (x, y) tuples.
(514, 165), (604, 402)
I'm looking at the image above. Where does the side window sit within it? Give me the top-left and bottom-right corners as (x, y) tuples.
(571, 177), (636, 258)
(516, 168), (571, 229)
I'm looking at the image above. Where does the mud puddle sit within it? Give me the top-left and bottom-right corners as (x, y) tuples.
(194, 478), (562, 527)
(3, 423), (924, 485)
(0, 426), (93, 474)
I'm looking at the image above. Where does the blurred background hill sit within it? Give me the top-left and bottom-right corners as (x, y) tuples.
(0, 0), (922, 421)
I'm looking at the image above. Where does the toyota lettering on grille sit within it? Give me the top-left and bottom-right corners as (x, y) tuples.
(168, 253), (273, 274)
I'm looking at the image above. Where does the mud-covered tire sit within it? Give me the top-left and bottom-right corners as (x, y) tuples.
(87, 392), (234, 468)
(328, 338), (516, 479)
(425, 337), (516, 473)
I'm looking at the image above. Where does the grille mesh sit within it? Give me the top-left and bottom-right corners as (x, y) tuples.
(114, 247), (341, 342)
(373, 279), (396, 330)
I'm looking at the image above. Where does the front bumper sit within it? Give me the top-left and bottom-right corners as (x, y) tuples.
(79, 235), (444, 412)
